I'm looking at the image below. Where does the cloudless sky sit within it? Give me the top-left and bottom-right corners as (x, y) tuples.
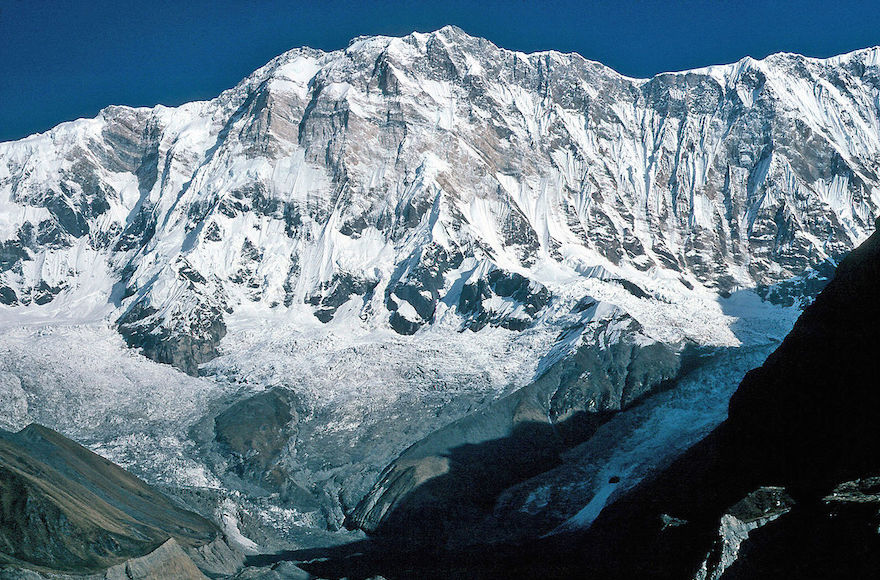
(2, 0), (879, 142)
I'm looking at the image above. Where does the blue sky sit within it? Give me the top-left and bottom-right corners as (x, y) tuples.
(2, 0), (879, 142)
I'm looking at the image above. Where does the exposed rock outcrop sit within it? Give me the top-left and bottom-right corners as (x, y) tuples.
(103, 539), (207, 580)
(694, 487), (794, 580)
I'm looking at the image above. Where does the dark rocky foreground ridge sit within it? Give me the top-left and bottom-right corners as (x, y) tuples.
(288, 219), (880, 578)
(572, 216), (880, 578)
(0, 424), (242, 578)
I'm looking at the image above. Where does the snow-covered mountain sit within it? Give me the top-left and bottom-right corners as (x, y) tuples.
(1, 26), (879, 555)
(2, 26), (878, 366)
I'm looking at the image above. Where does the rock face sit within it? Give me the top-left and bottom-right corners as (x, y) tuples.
(694, 487), (794, 580)
(0, 424), (239, 577)
(210, 387), (316, 506)
(213, 387), (298, 482)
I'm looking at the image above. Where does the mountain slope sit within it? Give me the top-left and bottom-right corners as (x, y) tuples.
(0, 424), (240, 577)
(563, 215), (880, 578)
